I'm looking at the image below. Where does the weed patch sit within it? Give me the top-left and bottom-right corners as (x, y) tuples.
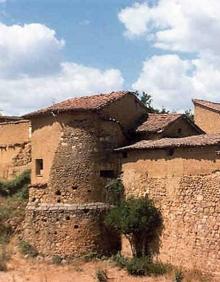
(19, 240), (38, 258)
(95, 269), (108, 282)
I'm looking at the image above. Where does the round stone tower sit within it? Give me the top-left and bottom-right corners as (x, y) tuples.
(23, 92), (147, 257)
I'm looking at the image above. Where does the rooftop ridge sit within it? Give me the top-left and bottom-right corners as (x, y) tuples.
(116, 133), (220, 151)
(193, 98), (220, 113)
(23, 91), (138, 118)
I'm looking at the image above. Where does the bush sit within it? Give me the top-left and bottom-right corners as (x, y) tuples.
(95, 269), (108, 282)
(112, 253), (128, 268)
(105, 178), (124, 205)
(112, 254), (169, 277)
(52, 255), (62, 265)
(0, 170), (30, 245)
(19, 240), (38, 258)
(0, 170), (30, 198)
(175, 270), (184, 282)
(105, 197), (163, 257)
(126, 257), (169, 276)
(0, 225), (13, 244)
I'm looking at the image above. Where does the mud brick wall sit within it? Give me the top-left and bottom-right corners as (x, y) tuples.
(194, 104), (220, 134)
(120, 146), (220, 275)
(0, 120), (31, 179)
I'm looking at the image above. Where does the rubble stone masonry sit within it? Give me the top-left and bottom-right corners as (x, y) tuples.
(24, 112), (126, 256)
(120, 146), (220, 275)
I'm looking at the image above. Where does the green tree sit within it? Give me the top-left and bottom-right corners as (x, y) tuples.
(135, 91), (169, 114)
(184, 109), (194, 121)
(105, 197), (162, 258)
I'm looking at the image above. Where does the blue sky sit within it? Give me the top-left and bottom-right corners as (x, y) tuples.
(0, 0), (220, 114)
(2, 0), (154, 87)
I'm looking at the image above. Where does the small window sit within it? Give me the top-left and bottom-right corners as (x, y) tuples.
(122, 152), (128, 158)
(167, 148), (175, 156)
(177, 128), (182, 134)
(100, 170), (115, 178)
(36, 159), (43, 176)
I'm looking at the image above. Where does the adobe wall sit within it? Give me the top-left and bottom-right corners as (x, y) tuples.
(0, 120), (30, 144)
(0, 120), (31, 179)
(120, 146), (220, 275)
(25, 112), (126, 256)
(163, 117), (201, 138)
(101, 94), (147, 132)
(194, 105), (220, 133)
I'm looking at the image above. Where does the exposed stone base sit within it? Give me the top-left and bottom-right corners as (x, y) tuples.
(24, 203), (120, 257)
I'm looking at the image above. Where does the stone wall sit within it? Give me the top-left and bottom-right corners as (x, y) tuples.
(120, 146), (220, 275)
(194, 104), (220, 134)
(24, 203), (120, 257)
(0, 120), (31, 179)
(25, 112), (126, 256)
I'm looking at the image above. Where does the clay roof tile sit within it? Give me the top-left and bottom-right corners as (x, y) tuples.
(116, 134), (220, 151)
(136, 113), (182, 133)
(193, 99), (220, 113)
(23, 91), (132, 118)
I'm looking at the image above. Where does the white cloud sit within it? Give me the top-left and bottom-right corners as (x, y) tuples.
(119, 0), (220, 55)
(120, 1), (220, 110)
(132, 55), (194, 111)
(0, 23), (124, 115)
(132, 54), (220, 111)
(118, 2), (152, 38)
(0, 23), (64, 77)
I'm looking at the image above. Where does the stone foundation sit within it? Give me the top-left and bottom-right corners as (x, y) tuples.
(24, 203), (120, 257)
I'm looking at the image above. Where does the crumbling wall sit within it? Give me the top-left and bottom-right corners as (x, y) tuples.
(121, 146), (220, 275)
(0, 120), (31, 179)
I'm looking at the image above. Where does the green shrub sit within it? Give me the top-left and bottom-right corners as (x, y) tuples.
(111, 253), (128, 268)
(112, 254), (169, 277)
(52, 255), (62, 265)
(105, 178), (124, 205)
(0, 170), (30, 245)
(19, 240), (38, 258)
(95, 269), (108, 282)
(0, 225), (13, 244)
(175, 270), (184, 282)
(105, 197), (163, 257)
(0, 170), (30, 198)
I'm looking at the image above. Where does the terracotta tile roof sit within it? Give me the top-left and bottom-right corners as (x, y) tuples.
(0, 116), (21, 122)
(116, 134), (220, 151)
(136, 113), (182, 133)
(23, 91), (133, 118)
(193, 99), (220, 113)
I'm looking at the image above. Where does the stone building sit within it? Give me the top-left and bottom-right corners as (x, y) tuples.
(0, 117), (31, 179)
(22, 91), (147, 257)
(116, 134), (220, 275)
(1, 91), (218, 276)
(193, 99), (220, 133)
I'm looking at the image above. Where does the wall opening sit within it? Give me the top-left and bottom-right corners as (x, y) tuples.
(100, 170), (115, 178)
(167, 148), (175, 157)
(177, 128), (182, 134)
(122, 152), (128, 158)
(55, 190), (61, 196)
(36, 159), (44, 176)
